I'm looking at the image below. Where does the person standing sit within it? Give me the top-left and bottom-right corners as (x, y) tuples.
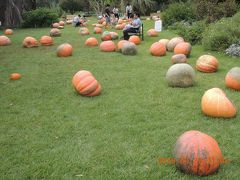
(113, 6), (119, 19)
(104, 4), (112, 27)
(126, 3), (132, 19)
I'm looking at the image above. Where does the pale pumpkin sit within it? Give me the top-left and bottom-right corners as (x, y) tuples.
(50, 28), (61, 37)
(52, 22), (60, 28)
(147, 29), (158, 37)
(79, 27), (90, 35)
(59, 21), (65, 26)
(167, 37), (184, 51)
(225, 67), (240, 91)
(101, 31), (112, 41)
(158, 39), (169, 48)
(122, 42), (137, 55)
(109, 32), (119, 40)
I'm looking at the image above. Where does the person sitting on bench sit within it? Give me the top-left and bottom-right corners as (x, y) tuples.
(123, 12), (142, 40)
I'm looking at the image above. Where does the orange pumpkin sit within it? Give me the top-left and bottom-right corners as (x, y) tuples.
(22, 37), (38, 48)
(10, 73), (21, 80)
(150, 42), (166, 56)
(96, 24), (104, 28)
(171, 54), (187, 64)
(174, 42), (192, 57)
(196, 55), (219, 73)
(59, 21), (65, 26)
(115, 24), (124, 30)
(147, 29), (158, 37)
(167, 37), (184, 51)
(0, 35), (11, 46)
(174, 130), (223, 176)
(118, 19), (124, 24)
(225, 67), (240, 91)
(40, 36), (53, 46)
(52, 22), (60, 28)
(50, 28), (61, 37)
(99, 40), (116, 52)
(117, 40), (128, 52)
(129, 35), (141, 45)
(4, 29), (13, 35)
(101, 31), (112, 41)
(201, 88), (237, 118)
(85, 37), (98, 46)
(72, 70), (101, 96)
(79, 27), (89, 35)
(57, 43), (73, 57)
(94, 27), (102, 34)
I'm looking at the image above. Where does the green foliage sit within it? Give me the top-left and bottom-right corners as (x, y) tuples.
(202, 12), (240, 51)
(60, 0), (82, 14)
(22, 8), (59, 28)
(161, 2), (197, 28)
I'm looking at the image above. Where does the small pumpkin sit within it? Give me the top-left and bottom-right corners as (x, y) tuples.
(167, 37), (184, 52)
(225, 67), (240, 91)
(79, 27), (90, 35)
(129, 35), (141, 45)
(52, 22), (60, 28)
(150, 42), (166, 56)
(122, 42), (137, 55)
(117, 40), (128, 52)
(196, 55), (219, 73)
(101, 31), (112, 41)
(174, 42), (192, 57)
(99, 40), (116, 52)
(50, 28), (61, 37)
(94, 27), (102, 34)
(147, 29), (158, 37)
(171, 54), (187, 64)
(72, 70), (101, 96)
(10, 73), (21, 80)
(201, 88), (237, 118)
(85, 37), (98, 46)
(0, 35), (11, 46)
(4, 29), (13, 35)
(166, 64), (195, 88)
(22, 37), (38, 48)
(174, 130), (223, 176)
(40, 36), (53, 46)
(59, 21), (65, 26)
(158, 39), (169, 48)
(57, 43), (73, 57)
(109, 32), (119, 40)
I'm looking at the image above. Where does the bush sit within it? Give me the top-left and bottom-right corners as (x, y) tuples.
(202, 12), (240, 51)
(162, 2), (197, 28)
(22, 8), (59, 28)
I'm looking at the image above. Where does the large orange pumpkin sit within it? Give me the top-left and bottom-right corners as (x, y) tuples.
(117, 40), (128, 52)
(94, 27), (102, 34)
(22, 37), (38, 48)
(10, 73), (21, 80)
(150, 42), (166, 56)
(147, 29), (158, 37)
(196, 55), (219, 73)
(99, 41), (116, 52)
(50, 28), (61, 37)
(174, 42), (192, 57)
(40, 36), (53, 46)
(167, 37), (184, 51)
(0, 35), (11, 46)
(72, 70), (101, 97)
(57, 43), (73, 57)
(52, 22), (60, 28)
(85, 37), (98, 46)
(4, 29), (13, 35)
(79, 27), (90, 35)
(201, 88), (237, 118)
(174, 130), (223, 176)
(225, 67), (240, 91)
(129, 35), (141, 45)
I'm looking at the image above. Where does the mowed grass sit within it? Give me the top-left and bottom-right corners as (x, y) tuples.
(0, 18), (239, 179)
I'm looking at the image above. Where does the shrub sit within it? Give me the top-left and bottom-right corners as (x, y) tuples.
(162, 2), (197, 28)
(22, 8), (59, 28)
(202, 12), (240, 51)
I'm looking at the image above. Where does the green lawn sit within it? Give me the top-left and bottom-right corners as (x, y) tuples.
(0, 18), (239, 179)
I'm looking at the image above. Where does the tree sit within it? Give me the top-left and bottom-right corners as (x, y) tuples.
(60, 0), (82, 14)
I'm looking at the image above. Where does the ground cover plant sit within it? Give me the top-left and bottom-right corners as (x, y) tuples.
(0, 17), (240, 179)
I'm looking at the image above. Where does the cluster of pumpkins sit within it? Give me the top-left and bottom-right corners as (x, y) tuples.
(1, 18), (240, 177)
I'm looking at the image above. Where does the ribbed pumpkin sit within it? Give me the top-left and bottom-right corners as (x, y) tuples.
(117, 40), (128, 52)
(201, 88), (237, 118)
(174, 130), (223, 176)
(174, 42), (192, 57)
(40, 36), (53, 46)
(129, 35), (141, 45)
(150, 42), (166, 56)
(50, 28), (61, 37)
(4, 29), (13, 35)
(101, 31), (112, 41)
(166, 64), (195, 87)
(85, 37), (98, 46)
(10, 73), (21, 80)
(72, 70), (101, 97)
(225, 67), (240, 91)
(79, 27), (89, 35)
(0, 35), (11, 46)
(52, 22), (60, 28)
(147, 29), (158, 37)
(171, 54), (187, 64)
(22, 37), (38, 48)
(110, 32), (119, 40)
(57, 43), (73, 57)
(158, 39), (169, 48)
(196, 55), (219, 73)
(59, 21), (65, 26)
(167, 37), (184, 51)
(94, 27), (102, 34)
(122, 42), (137, 55)
(115, 24), (124, 30)
(99, 40), (116, 52)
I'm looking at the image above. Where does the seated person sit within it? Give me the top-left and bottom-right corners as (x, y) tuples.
(123, 13), (142, 40)
(73, 14), (81, 27)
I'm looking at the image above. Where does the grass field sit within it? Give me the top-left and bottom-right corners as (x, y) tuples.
(0, 18), (239, 179)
